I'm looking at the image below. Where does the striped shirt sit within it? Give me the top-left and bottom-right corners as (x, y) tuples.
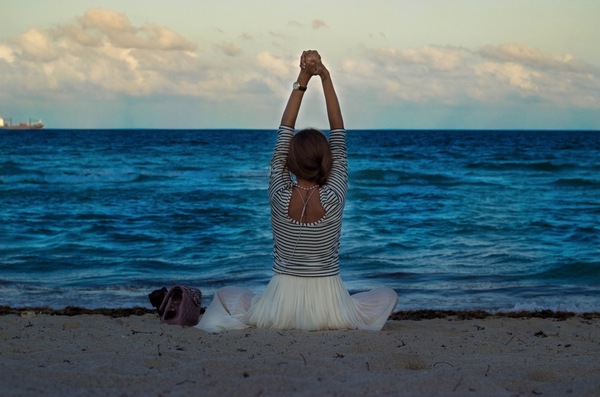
(269, 125), (348, 277)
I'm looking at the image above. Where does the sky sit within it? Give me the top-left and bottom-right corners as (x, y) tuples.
(1, 0), (599, 129)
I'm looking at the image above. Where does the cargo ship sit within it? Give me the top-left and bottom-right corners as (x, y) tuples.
(0, 116), (44, 130)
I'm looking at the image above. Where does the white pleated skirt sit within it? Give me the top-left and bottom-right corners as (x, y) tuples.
(196, 273), (398, 333)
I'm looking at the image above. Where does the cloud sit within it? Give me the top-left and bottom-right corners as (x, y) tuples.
(79, 7), (131, 32)
(312, 19), (328, 30)
(76, 8), (195, 51)
(0, 6), (302, 127)
(474, 61), (540, 91)
(255, 51), (290, 79)
(479, 43), (585, 72)
(214, 42), (242, 57)
(1, 7), (598, 129)
(0, 8), (232, 99)
(373, 46), (464, 71)
(16, 28), (58, 62)
(0, 44), (15, 63)
(342, 44), (600, 108)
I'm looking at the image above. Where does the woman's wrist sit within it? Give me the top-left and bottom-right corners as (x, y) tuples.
(296, 70), (312, 87)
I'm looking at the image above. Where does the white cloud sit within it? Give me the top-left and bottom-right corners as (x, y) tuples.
(255, 51), (291, 79)
(341, 44), (600, 109)
(374, 46), (464, 71)
(475, 61), (540, 91)
(214, 42), (242, 57)
(1, 7), (598, 128)
(0, 8), (228, 99)
(71, 8), (195, 51)
(0, 44), (15, 63)
(17, 28), (57, 62)
(479, 44), (587, 73)
(79, 7), (131, 32)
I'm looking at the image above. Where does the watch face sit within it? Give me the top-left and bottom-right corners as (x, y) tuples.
(293, 82), (306, 91)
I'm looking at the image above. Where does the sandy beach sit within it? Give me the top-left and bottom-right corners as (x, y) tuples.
(1, 309), (598, 397)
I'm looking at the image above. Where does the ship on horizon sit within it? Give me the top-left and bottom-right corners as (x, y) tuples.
(0, 116), (44, 130)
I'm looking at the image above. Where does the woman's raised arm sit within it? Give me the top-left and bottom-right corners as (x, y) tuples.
(280, 52), (314, 128)
(304, 51), (344, 130)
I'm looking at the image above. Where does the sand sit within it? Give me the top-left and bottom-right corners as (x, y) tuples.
(1, 310), (599, 397)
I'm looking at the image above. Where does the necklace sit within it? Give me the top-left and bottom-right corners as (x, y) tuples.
(295, 186), (318, 223)
(293, 183), (319, 191)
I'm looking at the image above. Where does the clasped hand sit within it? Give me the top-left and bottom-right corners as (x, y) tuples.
(300, 50), (325, 76)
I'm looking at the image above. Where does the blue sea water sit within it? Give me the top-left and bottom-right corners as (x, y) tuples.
(1, 129), (599, 312)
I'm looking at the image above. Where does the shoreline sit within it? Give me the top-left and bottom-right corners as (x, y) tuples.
(2, 305), (599, 320)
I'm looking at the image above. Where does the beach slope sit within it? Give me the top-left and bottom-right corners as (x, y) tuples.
(1, 311), (599, 396)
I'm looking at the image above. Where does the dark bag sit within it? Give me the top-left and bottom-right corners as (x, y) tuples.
(158, 285), (202, 327)
(148, 287), (168, 315)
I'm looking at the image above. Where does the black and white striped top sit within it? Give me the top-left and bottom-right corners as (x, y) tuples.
(269, 125), (348, 277)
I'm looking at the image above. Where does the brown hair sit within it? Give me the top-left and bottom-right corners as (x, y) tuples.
(286, 128), (332, 186)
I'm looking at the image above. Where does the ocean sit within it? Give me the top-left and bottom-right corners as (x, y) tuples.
(1, 129), (599, 312)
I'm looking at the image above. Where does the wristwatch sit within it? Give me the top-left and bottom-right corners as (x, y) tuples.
(293, 82), (307, 92)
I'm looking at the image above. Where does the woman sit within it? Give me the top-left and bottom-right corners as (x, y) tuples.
(196, 51), (398, 332)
